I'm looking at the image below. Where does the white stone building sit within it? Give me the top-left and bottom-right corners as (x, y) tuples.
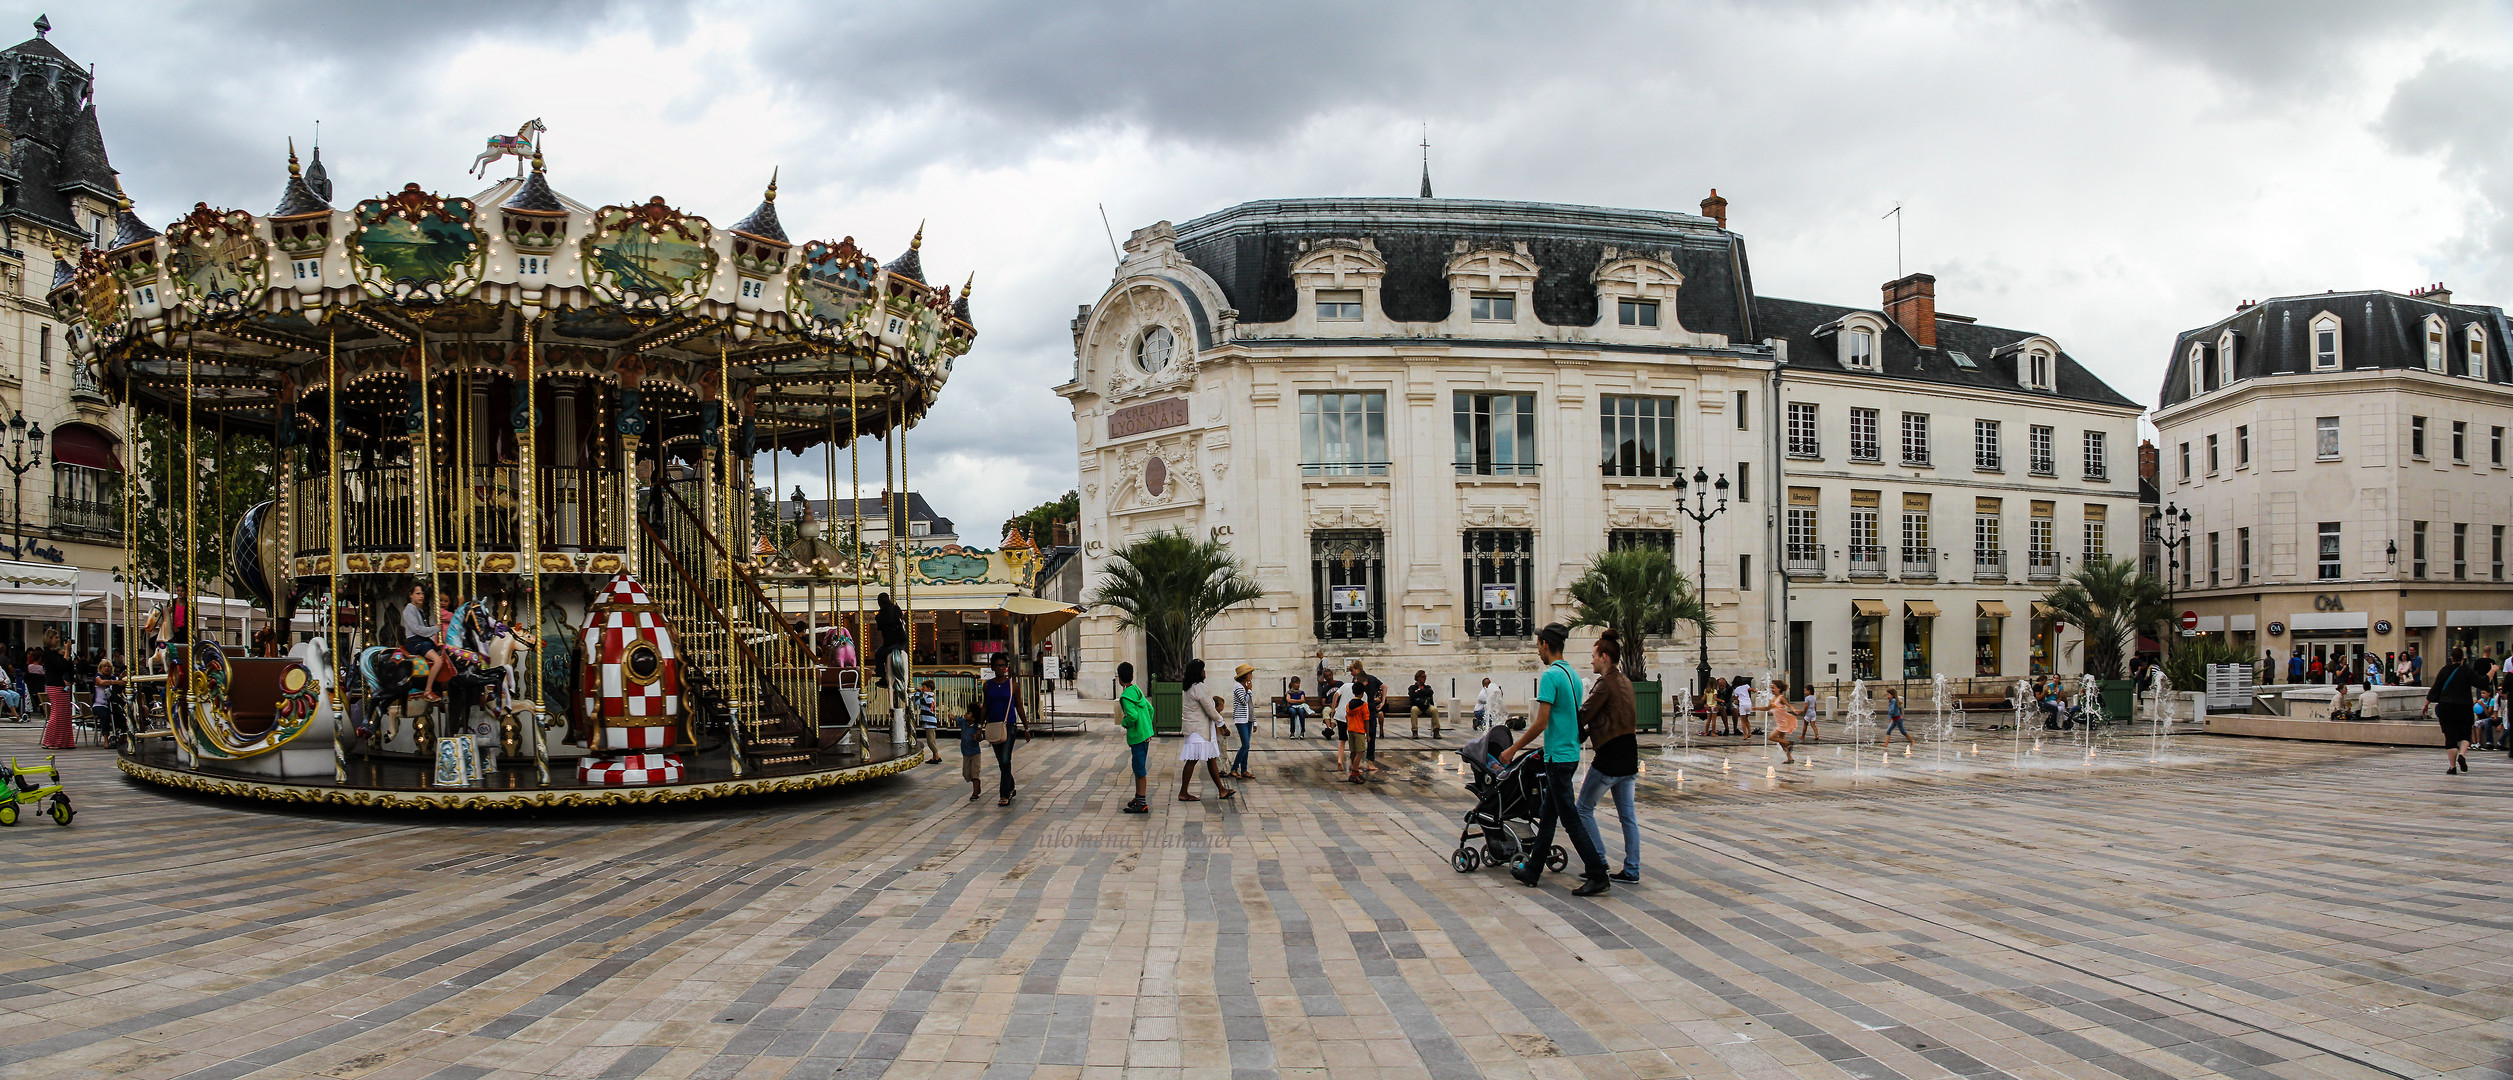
(1762, 276), (2144, 693)
(1055, 196), (1783, 702)
(2151, 285), (2513, 675)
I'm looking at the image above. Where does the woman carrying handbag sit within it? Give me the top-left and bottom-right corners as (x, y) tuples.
(981, 652), (1027, 805)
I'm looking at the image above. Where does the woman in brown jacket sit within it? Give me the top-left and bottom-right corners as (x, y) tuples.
(1576, 630), (1642, 883)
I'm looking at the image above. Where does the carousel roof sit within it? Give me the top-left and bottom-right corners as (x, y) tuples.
(49, 136), (978, 451)
(883, 223), (924, 283)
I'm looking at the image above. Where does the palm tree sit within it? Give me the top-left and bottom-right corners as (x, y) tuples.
(2039, 555), (2164, 681)
(1565, 547), (1711, 681)
(1086, 529), (1265, 684)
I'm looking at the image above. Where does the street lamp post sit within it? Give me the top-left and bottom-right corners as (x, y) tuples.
(2, 411), (46, 559)
(1673, 467), (1729, 699)
(2149, 502), (2192, 658)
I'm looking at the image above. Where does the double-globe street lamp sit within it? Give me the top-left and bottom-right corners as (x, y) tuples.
(3, 411), (45, 559)
(2149, 502), (2192, 657)
(1672, 467), (1729, 699)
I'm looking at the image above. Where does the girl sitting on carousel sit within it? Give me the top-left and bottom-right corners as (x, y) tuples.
(401, 582), (449, 702)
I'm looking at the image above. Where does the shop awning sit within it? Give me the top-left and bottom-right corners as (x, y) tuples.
(1851, 599), (1888, 618)
(2445, 609), (2513, 627)
(1904, 600), (1941, 618)
(49, 423), (120, 472)
(2406, 610), (2439, 628)
(1976, 601), (2011, 619)
(2289, 611), (2368, 631)
(2030, 601), (2056, 620)
(999, 596), (1082, 637)
(2230, 614), (2256, 631)
(0, 560), (77, 587)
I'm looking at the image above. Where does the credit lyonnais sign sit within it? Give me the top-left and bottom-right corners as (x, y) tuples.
(1107, 397), (1188, 439)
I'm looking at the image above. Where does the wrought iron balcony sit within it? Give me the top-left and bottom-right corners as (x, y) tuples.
(2027, 549), (2060, 581)
(1847, 544), (1886, 577)
(1784, 546), (1825, 578)
(1975, 549), (2007, 580)
(1900, 547), (1936, 579)
(48, 496), (118, 537)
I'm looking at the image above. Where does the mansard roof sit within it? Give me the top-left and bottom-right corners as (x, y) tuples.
(1759, 295), (2138, 409)
(2158, 289), (2513, 408)
(1, 24), (117, 234)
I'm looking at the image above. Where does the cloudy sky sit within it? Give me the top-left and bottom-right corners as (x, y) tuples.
(59, 0), (2513, 541)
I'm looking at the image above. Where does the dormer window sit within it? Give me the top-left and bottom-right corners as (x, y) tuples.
(1616, 299), (1658, 327)
(2215, 332), (2235, 386)
(2467, 324), (2488, 379)
(2028, 351), (2053, 391)
(2188, 343), (2206, 393)
(1847, 329), (1875, 370)
(1469, 293), (1515, 322)
(89, 214), (107, 249)
(2425, 315), (2447, 372)
(1317, 289), (1363, 321)
(2311, 314), (2342, 370)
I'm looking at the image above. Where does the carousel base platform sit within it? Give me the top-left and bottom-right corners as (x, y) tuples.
(114, 736), (921, 810)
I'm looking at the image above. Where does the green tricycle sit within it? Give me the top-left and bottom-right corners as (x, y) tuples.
(0, 755), (73, 826)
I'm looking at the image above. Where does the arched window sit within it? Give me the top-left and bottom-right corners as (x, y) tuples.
(2466, 324), (2489, 380)
(2216, 331), (2236, 386)
(2188, 343), (2207, 394)
(47, 423), (122, 536)
(2425, 315), (2448, 372)
(2310, 313), (2342, 371)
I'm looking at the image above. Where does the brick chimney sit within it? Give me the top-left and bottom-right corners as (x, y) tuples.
(1883, 273), (1937, 349)
(1700, 188), (1727, 229)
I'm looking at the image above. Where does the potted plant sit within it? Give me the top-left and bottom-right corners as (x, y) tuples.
(2039, 555), (2163, 720)
(1086, 529), (1265, 735)
(1566, 547), (1710, 734)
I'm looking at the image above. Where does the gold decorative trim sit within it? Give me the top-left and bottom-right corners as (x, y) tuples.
(115, 752), (919, 810)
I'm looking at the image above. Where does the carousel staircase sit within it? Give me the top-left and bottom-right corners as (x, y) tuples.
(634, 481), (826, 769)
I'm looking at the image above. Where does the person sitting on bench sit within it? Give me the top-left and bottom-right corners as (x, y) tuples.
(1404, 670), (1439, 736)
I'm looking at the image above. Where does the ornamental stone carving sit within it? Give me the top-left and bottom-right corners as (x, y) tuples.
(1109, 433), (1204, 515)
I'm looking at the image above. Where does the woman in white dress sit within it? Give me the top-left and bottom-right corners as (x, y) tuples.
(1178, 659), (1236, 802)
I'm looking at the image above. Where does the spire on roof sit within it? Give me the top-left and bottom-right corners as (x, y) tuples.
(953, 272), (973, 322)
(272, 137), (331, 217)
(1418, 124), (1433, 198)
(108, 188), (157, 249)
(49, 246), (73, 289)
(884, 220), (925, 282)
(303, 125), (331, 204)
(33, 14), (48, 37)
(499, 152), (564, 213)
(728, 168), (787, 244)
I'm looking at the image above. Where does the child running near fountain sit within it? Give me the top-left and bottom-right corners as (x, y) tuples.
(1758, 677), (1801, 765)
(1883, 687), (1913, 748)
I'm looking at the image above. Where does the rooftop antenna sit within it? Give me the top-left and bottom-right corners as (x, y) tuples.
(1882, 204), (1903, 279)
(1096, 203), (1122, 265)
(1418, 123), (1434, 199)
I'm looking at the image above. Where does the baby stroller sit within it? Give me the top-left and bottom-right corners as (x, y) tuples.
(1450, 747), (1565, 874)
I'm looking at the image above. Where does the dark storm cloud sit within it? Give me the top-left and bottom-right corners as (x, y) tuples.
(2380, 53), (2513, 270)
(2071, 0), (2486, 92)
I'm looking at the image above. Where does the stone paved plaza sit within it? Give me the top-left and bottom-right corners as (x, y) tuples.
(0, 722), (2506, 1080)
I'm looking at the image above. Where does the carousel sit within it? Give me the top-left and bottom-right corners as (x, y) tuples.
(51, 123), (978, 808)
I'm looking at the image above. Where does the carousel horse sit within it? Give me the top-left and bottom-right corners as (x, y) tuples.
(469, 117), (545, 177)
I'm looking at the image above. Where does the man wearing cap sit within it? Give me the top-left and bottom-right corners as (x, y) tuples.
(1227, 663), (1259, 779)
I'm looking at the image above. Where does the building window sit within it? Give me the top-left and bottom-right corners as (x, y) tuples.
(2208, 531), (2221, 587)
(2028, 425), (2054, 476)
(1735, 461), (1750, 501)
(2412, 416), (2428, 458)
(2237, 527), (2251, 585)
(1902, 509), (1931, 576)
(2413, 521), (2428, 579)
(49, 463), (119, 535)
(1317, 289), (1363, 321)
(1454, 392), (1537, 476)
(2236, 425), (2250, 469)
(2495, 426), (2505, 467)
(1847, 329), (1875, 370)
(1300, 391), (1388, 477)
(1616, 298), (1658, 327)
(2177, 442), (2191, 482)
(1975, 511), (2002, 576)
(1786, 402), (1819, 458)
(1850, 408), (1881, 462)
(1735, 390), (1749, 430)
(2215, 336), (2234, 386)
(2316, 416), (2340, 460)
(2427, 317), (2447, 371)
(1974, 419), (2001, 471)
(1785, 504), (1820, 573)
(2496, 525), (2506, 582)
(38, 324), (50, 374)
(1134, 325), (1176, 373)
(2027, 513), (2055, 580)
(2205, 433), (2219, 475)
(1464, 529), (1533, 638)
(1608, 529), (1675, 554)
(1904, 612), (1933, 679)
(1600, 395), (1678, 478)
(2468, 325), (2488, 378)
(1312, 530), (1385, 641)
(2453, 421), (2468, 463)
(2312, 315), (2341, 370)
(2455, 523), (2470, 581)
(1849, 506), (1882, 575)
(2084, 518), (2107, 564)
(1852, 614), (1882, 681)
(1739, 554), (1752, 591)
(2188, 344), (2206, 395)
(2029, 351), (2052, 391)
(1901, 412), (1930, 466)
(1468, 293), (1515, 322)
(2319, 522), (2342, 580)
(2083, 430), (2107, 480)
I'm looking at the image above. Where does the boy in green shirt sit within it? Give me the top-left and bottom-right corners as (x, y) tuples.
(1117, 661), (1154, 814)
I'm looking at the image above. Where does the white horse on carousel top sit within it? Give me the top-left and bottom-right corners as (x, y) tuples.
(470, 118), (546, 178)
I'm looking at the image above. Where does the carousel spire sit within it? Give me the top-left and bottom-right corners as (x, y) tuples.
(727, 169), (787, 245)
(884, 220), (926, 282)
(953, 272), (973, 322)
(49, 245), (72, 289)
(108, 184), (158, 249)
(272, 136), (330, 217)
(500, 151), (563, 213)
(303, 123), (331, 203)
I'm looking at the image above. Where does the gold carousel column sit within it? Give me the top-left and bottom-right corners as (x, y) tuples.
(414, 335), (439, 758)
(327, 328), (348, 784)
(521, 316), (549, 786)
(892, 410), (911, 746)
(180, 346), (195, 736)
(617, 372), (641, 579)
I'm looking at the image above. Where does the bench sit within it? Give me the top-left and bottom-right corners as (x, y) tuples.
(1950, 693), (2014, 713)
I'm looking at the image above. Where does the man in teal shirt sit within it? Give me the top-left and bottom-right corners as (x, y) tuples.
(1500, 623), (1611, 895)
(1116, 662), (1153, 814)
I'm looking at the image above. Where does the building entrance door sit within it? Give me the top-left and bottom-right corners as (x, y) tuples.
(1787, 622), (1809, 694)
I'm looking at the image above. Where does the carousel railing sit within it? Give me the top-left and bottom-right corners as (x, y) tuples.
(292, 465), (629, 556)
(635, 479), (822, 767)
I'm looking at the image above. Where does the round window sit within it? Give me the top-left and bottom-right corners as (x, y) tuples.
(622, 640), (663, 686)
(1134, 325), (1176, 373)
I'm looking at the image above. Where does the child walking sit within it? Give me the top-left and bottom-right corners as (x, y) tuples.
(1337, 673), (1371, 783)
(1116, 662), (1153, 813)
(917, 680), (942, 764)
(957, 697), (985, 801)
(1759, 677), (1802, 765)
(1883, 687), (1913, 748)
